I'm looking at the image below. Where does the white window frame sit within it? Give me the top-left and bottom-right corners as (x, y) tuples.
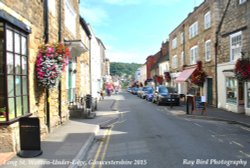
(190, 45), (198, 65)
(48, 0), (56, 16)
(180, 32), (184, 44)
(205, 40), (211, 61)
(239, 0), (247, 4)
(172, 55), (178, 69)
(189, 21), (198, 39)
(172, 37), (177, 49)
(230, 31), (242, 62)
(181, 51), (184, 65)
(204, 11), (211, 29)
(64, 0), (76, 36)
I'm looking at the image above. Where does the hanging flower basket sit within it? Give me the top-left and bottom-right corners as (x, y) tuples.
(164, 72), (171, 82)
(234, 58), (250, 81)
(35, 43), (71, 88)
(191, 61), (207, 87)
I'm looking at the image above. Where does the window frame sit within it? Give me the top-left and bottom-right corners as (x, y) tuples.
(190, 45), (199, 65)
(189, 21), (198, 39)
(205, 40), (211, 62)
(204, 11), (211, 29)
(230, 31), (242, 62)
(64, 0), (76, 37)
(226, 77), (237, 104)
(172, 37), (177, 49)
(172, 55), (178, 69)
(0, 22), (30, 125)
(239, 0), (247, 4)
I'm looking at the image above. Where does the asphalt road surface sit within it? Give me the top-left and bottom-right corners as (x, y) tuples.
(82, 92), (250, 168)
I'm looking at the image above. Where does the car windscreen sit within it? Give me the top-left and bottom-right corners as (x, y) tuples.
(159, 87), (168, 94)
(147, 89), (154, 94)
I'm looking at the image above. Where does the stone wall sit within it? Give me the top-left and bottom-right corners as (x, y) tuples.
(0, 0), (83, 152)
(218, 0), (249, 64)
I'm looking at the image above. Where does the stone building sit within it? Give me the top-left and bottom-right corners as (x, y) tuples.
(217, 0), (250, 114)
(169, 0), (226, 106)
(0, 0), (92, 153)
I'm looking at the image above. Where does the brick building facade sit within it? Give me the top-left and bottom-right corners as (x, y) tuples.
(169, 0), (226, 106)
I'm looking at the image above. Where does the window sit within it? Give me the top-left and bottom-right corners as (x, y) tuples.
(226, 77), (237, 104)
(189, 21), (198, 39)
(0, 23), (29, 123)
(181, 51), (184, 65)
(190, 45), (198, 65)
(65, 0), (76, 36)
(204, 11), (211, 29)
(205, 40), (211, 61)
(239, 0), (247, 4)
(180, 32), (184, 44)
(172, 55), (178, 69)
(48, 0), (56, 16)
(230, 31), (242, 62)
(172, 37), (177, 49)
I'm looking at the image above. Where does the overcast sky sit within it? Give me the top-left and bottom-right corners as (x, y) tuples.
(80, 0), (204, 64)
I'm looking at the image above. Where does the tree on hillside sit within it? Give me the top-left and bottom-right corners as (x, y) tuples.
(110, 62), (142, 77)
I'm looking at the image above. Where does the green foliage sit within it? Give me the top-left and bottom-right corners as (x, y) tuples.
(110, 62), (142, 77)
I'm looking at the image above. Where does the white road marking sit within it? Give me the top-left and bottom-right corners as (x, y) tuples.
(231, 141), (244, 148)
(239, 150), (250, 158)
(193, 123), (203, 127)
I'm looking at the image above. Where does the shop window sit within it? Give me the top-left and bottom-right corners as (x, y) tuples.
(0, 22), (29, 123)
(226, 77), (237, 104)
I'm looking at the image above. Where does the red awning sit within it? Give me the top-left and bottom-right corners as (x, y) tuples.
(175, 68), (196, 82)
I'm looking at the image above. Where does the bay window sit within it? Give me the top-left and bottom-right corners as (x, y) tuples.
(0, 22), (29, 123)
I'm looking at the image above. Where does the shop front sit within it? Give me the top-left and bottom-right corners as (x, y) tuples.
(217, 63), (245, 113)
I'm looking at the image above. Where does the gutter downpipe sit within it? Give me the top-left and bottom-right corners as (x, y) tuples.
(215, 0), (231, 108)
(44, 0), (50, 132)
(58, 0), (62, 124)
(89, 34), (92, 95)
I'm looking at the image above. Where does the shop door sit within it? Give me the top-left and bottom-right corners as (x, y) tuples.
(207, 78), (213, 105)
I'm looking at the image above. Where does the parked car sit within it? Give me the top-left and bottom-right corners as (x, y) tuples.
(152, 85), (180, 106)
(145, 88), (154, 102)
(137, 86), (151, 98)
(127, 87), (132, 93)
(131, 87), (139, 95)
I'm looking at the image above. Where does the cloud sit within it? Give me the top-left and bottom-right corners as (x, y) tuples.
(80, 6), (109, 26)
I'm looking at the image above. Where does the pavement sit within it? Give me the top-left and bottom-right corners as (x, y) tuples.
(166, 100), (250, 128)
(0, 95), (119, 168)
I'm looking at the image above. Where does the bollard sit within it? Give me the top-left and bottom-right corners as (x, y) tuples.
(186, 96), (189, 114)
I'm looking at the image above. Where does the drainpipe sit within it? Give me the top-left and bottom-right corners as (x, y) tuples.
(89, 35), (92, 95)
(215, 0), (231, 108)
(58, 0), (62, 124)
(44, 0), (50, 132)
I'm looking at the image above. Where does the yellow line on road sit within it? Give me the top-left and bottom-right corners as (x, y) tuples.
(91, 129), (109, 168)
(99, 127), (113, 168)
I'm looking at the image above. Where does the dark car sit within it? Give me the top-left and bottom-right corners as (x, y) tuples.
(152, 85), (180, 106)
(145, 88), (154, 102)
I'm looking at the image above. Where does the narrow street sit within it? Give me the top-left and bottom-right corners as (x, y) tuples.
(83, 92), (250, 168)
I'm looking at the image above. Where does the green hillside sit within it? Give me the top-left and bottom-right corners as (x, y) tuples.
(110, 62), (142, 77)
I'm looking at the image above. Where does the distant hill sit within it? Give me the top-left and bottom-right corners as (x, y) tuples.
(110, 62), (142, 77)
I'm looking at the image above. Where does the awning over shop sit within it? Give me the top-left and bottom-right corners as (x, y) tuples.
(64, 40), (88, 57)
(175, 68), (196, 82)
